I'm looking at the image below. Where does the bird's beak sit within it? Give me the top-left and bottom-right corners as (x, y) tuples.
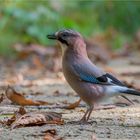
(47, 33), (57, 40)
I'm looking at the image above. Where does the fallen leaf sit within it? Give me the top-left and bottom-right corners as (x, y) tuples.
(3, 107), (64, 128)
(13, 43), (56, 57)
(53, 90), (60, 96)
(32, 55), (44, 68)
(44, 129), (57, 140)
(85, 39), (111, 63)
(0, 93), (4, 103)
(13, 43), (62, 72)
(5, 86), (50, 106)
(17, 106), (27, 115)
(11, 111), (64, 129)
(6, 107), (26, 126)
(65, 98), (81, 109)
(42, 129), (63, 140)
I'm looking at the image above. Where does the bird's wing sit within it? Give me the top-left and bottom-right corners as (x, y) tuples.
(97, 73), (126, 86)
(74, 64), (125, 86)
(74, 65), (102, 84)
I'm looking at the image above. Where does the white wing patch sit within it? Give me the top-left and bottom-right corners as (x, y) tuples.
(105, 85), (128, 97)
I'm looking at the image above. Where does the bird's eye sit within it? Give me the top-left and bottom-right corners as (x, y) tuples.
(62, 33), (68, 37)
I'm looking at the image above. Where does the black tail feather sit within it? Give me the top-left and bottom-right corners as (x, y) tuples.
(123, 89), (140, 96)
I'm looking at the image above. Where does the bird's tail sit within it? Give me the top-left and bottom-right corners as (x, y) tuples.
(121, 88), (140, 96)
(105, 85), (140, 97)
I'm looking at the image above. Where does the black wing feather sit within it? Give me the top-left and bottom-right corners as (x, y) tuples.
(96, 74), (108, 82)
(97, 73), (125, 86)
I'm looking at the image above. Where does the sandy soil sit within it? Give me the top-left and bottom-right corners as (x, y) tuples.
(0, 83), (140, 140)
(0, 56), (140, 140)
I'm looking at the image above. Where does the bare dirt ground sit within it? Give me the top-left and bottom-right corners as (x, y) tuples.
(0, 55), (140, 140)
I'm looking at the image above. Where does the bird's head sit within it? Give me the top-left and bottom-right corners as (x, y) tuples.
(47, 29), (85, 49)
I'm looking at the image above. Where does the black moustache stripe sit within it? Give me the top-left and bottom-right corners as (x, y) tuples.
(58, 38), (69, 46)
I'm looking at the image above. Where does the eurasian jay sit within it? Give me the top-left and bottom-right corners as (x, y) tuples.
(47, 29), (140, 123)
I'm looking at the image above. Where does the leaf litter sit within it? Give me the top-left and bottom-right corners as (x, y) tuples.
(0, 41), (140, 139)
(0, 93), (4, 103)
(65, 98), (81, 109)
(42, 129), (63, 140)
(5, 86), (51, 106)
(1, 107), (64, 129)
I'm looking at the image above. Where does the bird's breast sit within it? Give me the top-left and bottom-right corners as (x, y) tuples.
(62, 58), (76, 84)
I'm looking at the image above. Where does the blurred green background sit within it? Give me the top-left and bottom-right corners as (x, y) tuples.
(0, 0), (140, 56)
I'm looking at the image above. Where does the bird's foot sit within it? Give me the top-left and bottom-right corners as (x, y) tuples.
(65, 98), (81, 109)
(77, 118), (88, 124)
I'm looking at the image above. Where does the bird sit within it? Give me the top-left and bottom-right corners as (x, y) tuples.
(47, 29), (140, 123)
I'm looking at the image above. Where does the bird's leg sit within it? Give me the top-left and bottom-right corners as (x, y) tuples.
(79, 105), (94, 123)
(86, 105), (94, 121)
(79, 108), (90, 123)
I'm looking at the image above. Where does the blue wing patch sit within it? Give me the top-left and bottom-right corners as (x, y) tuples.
(79, 72), (99, 84)
(74, 66), (124, 86)
(75, 66), (100, 84)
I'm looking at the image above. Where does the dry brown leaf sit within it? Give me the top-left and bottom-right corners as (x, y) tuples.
(32, 55), (44, 68)
(53, 90), (60, 96)
(43, 129), (63, 140)
(65, 98), (81, 109)
(6, 107), (26, 126)
(85, 39), (111, 63)
(11, 111), (64, 129)
(13, 43), (56, 57)
(0, 93), (4, 103)
(5, 86), (50, 106)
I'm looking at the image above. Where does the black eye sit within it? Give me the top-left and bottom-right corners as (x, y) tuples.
(62, 33), (68, 37)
